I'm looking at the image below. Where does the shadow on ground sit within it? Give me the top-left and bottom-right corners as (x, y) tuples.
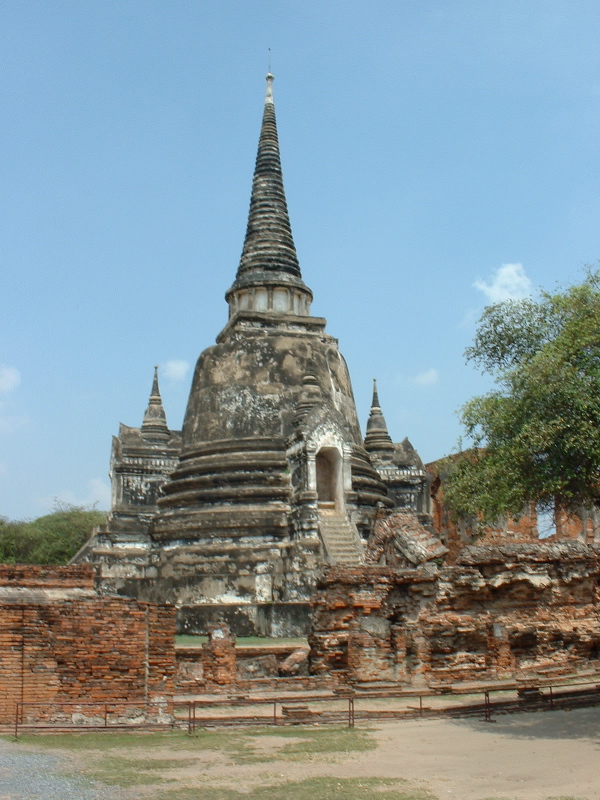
(446, 705), (600, 741)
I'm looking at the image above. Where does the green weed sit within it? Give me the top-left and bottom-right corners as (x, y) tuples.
(79, 755), (198, 788)
(250, 726), (376, 758)
(8, 732), (196, 751)
(158, 776), (434, 800)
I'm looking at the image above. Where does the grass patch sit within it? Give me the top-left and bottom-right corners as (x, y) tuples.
(8, 729), (431, 799)
(175, 634), (207, 645)
(9, 726), (377, 769)
(185, 726), (375, 764)
(7, 732), (198, 751)
(9, 730), (255, 759)
(9, 726), (375, 760)
(249, 725), (377, 757)
(86, 756), (193, 787)
(158, 776), (435, 800)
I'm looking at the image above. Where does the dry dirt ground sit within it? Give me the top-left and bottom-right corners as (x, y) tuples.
(3, 705), (600, 800)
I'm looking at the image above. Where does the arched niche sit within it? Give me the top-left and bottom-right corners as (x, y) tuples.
(316, 446), (343, 511)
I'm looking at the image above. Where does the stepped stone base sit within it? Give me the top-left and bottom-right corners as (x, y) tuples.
(177, 601), (311, 637)
(76, 521), (321, 637)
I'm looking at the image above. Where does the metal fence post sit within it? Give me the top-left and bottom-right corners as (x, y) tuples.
(483, 690), (495, 723)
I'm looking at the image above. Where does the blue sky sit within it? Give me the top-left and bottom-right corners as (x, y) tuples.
(1, 1), (599, 520)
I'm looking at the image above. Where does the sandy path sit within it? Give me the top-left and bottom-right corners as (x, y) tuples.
(7, 706), (600, 799)
(176, 707), (600, 799)
(351, 708), (600, 799)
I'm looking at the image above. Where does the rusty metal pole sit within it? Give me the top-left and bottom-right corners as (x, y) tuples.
(419, 695), (423, 717)
(483, 690), (495, 723)
(104, 704), (108, 728)
(348, 697), (355, 728)
(273, 701), (277, 726)
(188, 701), (192, 735)
(14, 703), (19, 739)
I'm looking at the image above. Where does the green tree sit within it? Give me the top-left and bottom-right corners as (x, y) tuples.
(0, 503), (106, 564)
(444, 270), (600, 522)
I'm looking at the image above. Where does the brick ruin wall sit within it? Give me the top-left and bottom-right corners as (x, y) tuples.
(4, 543), (600, 713)
(0, 565), (176, 723)
(309, 542), (600, 686)
(175, 624), (315, 694)
(427, 465), (600, 563)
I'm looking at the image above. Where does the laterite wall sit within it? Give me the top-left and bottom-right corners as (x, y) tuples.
(310, 542), (600, 685)
(0, 565), (176, 723)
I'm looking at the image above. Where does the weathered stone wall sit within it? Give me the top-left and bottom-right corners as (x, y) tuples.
(309, 542), (600, 685)
(86, 530), (316, 636)
(0, 565), (176, 723)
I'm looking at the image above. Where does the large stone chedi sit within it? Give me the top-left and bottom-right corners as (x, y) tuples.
(154, 74), (387, 546)
(82, 75), (429, 635)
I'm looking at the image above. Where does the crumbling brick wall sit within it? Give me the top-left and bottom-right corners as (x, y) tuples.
(201, 624), (237, 686)
(0, 565), (176, 723)
(0, 564), (97, 589)
(175, 641), (311, 692)
(309, 542), (600, 686)
(426, 461), (600, 560)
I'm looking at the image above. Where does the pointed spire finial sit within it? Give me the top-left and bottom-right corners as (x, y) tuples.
(151, 365), (160, 397)
(265, 72), (274, 105)
(364, 381), (394, 460)
(372, 378), (380, 409)
(141, 367), (169, 441)
(225, 75), (313, 312)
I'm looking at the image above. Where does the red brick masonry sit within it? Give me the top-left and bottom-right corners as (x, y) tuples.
(0, 565), (176, 723)
(310, 542), (600, 685)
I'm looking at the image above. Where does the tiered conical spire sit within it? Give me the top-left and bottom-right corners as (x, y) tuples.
(226, 74), (312, 305)
(141, 367), (169, 441)
(364, 380), (395, 460)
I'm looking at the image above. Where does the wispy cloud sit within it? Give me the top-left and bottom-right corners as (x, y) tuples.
(0, 365), (27, 432)
(39, 478), (112, 512)
(162, 359), (190, 382)
(0, 365), (20, 394)
(474, 263), (532, 303)
(412, 368), (439, 387)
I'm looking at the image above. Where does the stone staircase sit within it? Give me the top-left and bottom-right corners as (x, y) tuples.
(318, 510), (364, 566)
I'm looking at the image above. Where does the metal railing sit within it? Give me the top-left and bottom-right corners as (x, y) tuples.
(10, 676), (600, 737)
(13, 700), (174, 738)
